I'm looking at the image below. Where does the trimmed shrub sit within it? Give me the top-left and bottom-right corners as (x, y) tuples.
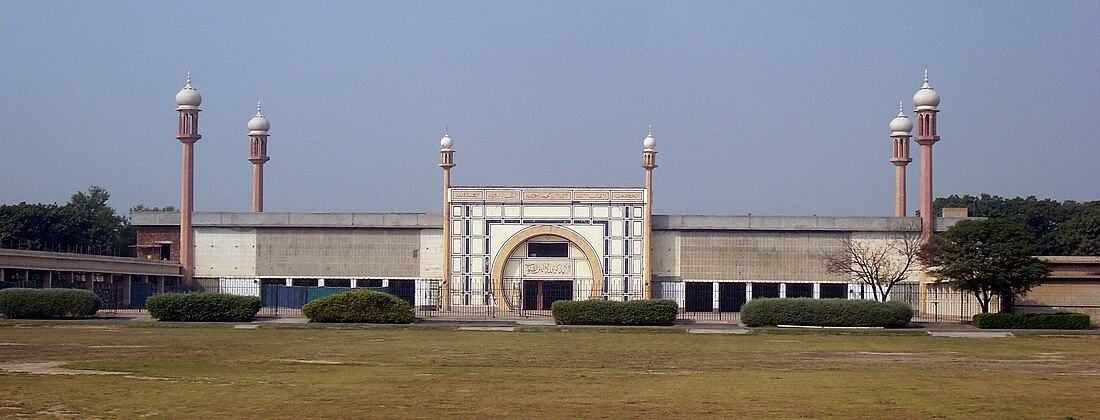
(146, 293), (262, 322)
(302, 290), (414, 324)
(0, 288), (101, 319)
(551, 299), (678, 326)
(973, 312), (1091, 330)
(740, 298), (912, 328)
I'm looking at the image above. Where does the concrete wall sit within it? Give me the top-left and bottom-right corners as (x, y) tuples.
(194, 228), (258, 277)
(1015, 280), (1100, 322)
(254, 228), (420, 278)
(676, 230), (849, 282)
(419, 230), (443, 278)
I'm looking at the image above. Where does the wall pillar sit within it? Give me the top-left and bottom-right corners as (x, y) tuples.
(43, 270), (52, 288)
(123, 274), (132, 306)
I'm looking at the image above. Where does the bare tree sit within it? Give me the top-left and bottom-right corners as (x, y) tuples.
(822, 221), (924, 302)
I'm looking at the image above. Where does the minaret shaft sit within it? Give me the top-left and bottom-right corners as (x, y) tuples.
(439, 134), (454, 312)
(176, 108), (200, 287)
(916, 111), (939, 240)
(249, 135), (270, 213)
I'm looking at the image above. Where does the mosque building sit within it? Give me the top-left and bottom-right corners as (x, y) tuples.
(134, 72), (971, 316)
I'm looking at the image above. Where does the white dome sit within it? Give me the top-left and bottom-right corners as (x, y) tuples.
(889, 102), (912, 134)
(175, 73), (202, 108)
(642, 129), (656, 151)
(913, 70), (940, 110)
(247, 103), (270, 134)
(440, 132), (453, 150)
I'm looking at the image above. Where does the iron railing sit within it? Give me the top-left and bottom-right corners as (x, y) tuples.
(6, 278), (1089, 324)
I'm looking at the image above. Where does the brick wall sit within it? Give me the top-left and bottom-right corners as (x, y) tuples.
(135, 226), (180, 262)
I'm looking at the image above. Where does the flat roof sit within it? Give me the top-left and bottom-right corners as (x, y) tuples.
(134, 212), (966, 232)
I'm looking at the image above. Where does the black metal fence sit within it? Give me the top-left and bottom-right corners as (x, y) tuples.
(8, 278), (1088, 324)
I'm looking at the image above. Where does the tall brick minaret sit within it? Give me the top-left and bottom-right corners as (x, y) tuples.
(247, 103), (271, 212)
(889, 102), (913, 217)
(913, 70), (940, 240)
(175, 73), (202, 286)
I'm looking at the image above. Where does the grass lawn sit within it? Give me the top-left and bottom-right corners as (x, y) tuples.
(0, 323), (1097, 419)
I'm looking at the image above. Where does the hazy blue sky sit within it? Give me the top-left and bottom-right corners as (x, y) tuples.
(2, 1), (1097, 216)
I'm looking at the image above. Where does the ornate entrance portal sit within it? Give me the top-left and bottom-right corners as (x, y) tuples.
(438, 131), (658, 312)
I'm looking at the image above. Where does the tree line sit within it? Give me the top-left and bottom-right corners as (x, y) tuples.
(932, 194), (1099, 256)
(0, 186), (173, 257)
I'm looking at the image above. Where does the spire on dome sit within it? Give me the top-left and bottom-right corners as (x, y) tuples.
(440, 130), (453, 150)
(175, 72), (202, 108)
(247, 101), (270, 133)
(643, 125), (656, 151)
(890, 100), (913, 134)
(913, 69), (940, 109)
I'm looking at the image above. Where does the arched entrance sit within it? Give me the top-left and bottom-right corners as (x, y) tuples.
(491, 225), (604, 311)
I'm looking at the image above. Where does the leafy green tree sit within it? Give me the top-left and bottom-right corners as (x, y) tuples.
(69, 186), (129, 252)
(1, 186), (133, 255)
(932, 194), (1100, 256)
(920, 219), (1051, 313)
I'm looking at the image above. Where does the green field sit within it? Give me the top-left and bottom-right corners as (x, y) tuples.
(0, 323), (1097, 418)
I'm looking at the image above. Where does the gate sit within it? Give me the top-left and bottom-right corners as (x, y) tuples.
(684, 282), (713, 312)
(718, 282), (747, 312)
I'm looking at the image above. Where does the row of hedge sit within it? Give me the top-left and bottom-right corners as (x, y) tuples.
(0, 288), (101, 319)
(302, 290), (414, 323)
(741, 298), (913, 328)
(146, 293), (262, 322)
(973, 312), (1091, 330)
(551, 299), (678, 326)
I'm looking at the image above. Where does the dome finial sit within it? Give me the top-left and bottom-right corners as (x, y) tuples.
(176, 72), (202, 107)
(643, 126), (656, 151)
(913, 70), (939, 109)
(440, 129), (453, 150)
(890, 100), (913, 134)
(247, 101), (270, 133)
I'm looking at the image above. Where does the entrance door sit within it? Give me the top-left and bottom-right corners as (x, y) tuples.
(522, 280), (574, 310)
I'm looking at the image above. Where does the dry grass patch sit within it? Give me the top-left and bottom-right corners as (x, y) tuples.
(0, 324), (1096, 418)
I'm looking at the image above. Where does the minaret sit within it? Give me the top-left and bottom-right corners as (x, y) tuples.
(641, 127), (657, 300)
(913, 70), (941, 240)
(889, 102), (913, 217)
(439, 132), (455, 311)
(175, 72), (202, 286)
(247, 103), (271, 212)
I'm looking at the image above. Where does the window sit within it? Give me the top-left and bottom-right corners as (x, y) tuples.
(325, 279), (351, 288)
(356, 279), (383, 288)
(527, 242), (568, 258)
